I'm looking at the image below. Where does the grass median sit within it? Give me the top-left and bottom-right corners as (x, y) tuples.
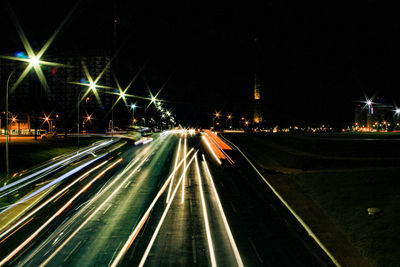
(223, 132), (400, 267)
(0, 137), (106, 180)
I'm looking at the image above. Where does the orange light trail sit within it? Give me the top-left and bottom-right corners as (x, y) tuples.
(204, 130), (232, 150)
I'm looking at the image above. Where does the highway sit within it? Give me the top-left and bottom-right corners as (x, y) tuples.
(0, 131), (335, 266)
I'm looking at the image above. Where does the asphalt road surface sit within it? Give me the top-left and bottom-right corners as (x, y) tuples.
(0, 131), (335, 266)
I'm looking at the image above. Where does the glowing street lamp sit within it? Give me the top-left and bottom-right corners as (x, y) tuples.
(226, 114), (232, 129)
(131, 104), (137, 125)
(213, 112), (220, 129)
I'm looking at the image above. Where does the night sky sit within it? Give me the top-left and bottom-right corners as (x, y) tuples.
(1, 1), (400, 128)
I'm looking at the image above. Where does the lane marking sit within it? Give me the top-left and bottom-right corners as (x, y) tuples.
(138, 152), (197, 267)
(248, 238), (263, 263)
(195, 154), (217, 267)
(223, 137), (341, 267)
(110, 148), (195, 267)
(63, 240), (83, 262)
(102, 204), (112, 215)
(38, 157), (146, 267)
(192, 237), (197, 264)
(202, 155), (244, 267)
(123, 181), (131, 189)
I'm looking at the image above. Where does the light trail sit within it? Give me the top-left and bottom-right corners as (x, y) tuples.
(195, 155), (217, 267)
(110, 148), (195, 267)
(138, 152), (197, 267)
(204, 130), (232, 150)
(0, 159), (108, 242)
(181, 133), (187, 203)
(0, 140), (113, 194)
(167, 138), (181, 203)
(222, 138), (341, 267)
(202, 135), (222, 165)
(0, 154), (108, 215)
(202, 155), (244, 267)
(0, 158), (122, 266)
(39, 157), (147, 267)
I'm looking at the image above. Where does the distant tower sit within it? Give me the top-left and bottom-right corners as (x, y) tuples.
(253, 74), (262, 124)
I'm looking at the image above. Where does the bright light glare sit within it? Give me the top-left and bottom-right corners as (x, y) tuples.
(89, 81), (96, 90)
(396, 109), (400, 114)
(29, 56), (40, 67)
(367, 100), (372, 106)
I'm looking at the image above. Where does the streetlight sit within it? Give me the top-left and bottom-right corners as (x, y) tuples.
(131, 104), (136, 126)
(5, 71), (14, 180)
(226, 114), (232, 129)
(213, 112), (219, 129)
(44, 116), (52, 132)
(77, 84), (97, 150)
(111, 90), (127, 137)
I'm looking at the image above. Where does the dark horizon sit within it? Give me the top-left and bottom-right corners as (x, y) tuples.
(1, 1), (400, 128)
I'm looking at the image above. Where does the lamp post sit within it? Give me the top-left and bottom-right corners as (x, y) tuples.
(226, 115), (232, 129)
(5, 71), (14, 179)
(77, 89), (86, 151)
(131, 104), (136, 126)
(213, 112), (219, 129)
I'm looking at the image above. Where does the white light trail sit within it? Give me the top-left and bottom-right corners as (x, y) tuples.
(202, 135), (222, 165)
(39, 157), (147, 267)
(138, 152), (197, 267)
(0, 154), (107, 215)
(110, 148), (194, 267)
(202, 154), (244, 267)
(0, 158), (122, 266)
(0, 140), (113, 194)
(0, 159), (108, 242)
(181, 134), (187, 203)
(167, 138), (181, 203)
(195, 155), (217, 267)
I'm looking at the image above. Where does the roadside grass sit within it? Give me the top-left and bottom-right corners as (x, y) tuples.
(291, 170), (400, 267)
(0, 137), (105, 179)
(0, 137), (106, 211)
(223, 132), (400, 267)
